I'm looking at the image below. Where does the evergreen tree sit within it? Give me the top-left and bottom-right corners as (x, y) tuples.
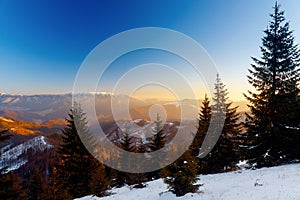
(201, 74), (241, 174)
(120, 132), (135, 152)
(116, 137), (147, 188)
(149, 114), (167, 180)
(89, 162), (110, 197)
(27, 168), (44, 200)
(0, 171), (25, 200)
(149, 114), (166, 151)
(189, 95), (211, 173)
(46, 166), (72, 200)
(116, 132), (135, 186)
(190, 95), (211, 157)
(163, 149), (200, 196)
(57, 104), (109, 198)
(115, 136), (147, 188)
(243, 3), (300, 167)
(133, 139), (147, 188)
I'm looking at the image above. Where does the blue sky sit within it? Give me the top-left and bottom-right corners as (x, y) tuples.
(0, 0), (299, 100)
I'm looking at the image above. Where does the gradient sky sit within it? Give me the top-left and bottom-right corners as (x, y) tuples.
(0, 0), (299, 100)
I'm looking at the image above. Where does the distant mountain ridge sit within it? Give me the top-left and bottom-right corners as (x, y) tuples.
(0, 93), (71, 123)
(0, 93), (248, 123)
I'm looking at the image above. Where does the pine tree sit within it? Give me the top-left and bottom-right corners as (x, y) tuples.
(190, 95), (211, 156)
(163, 149), (200, 196)
(116, 132), (135, 186)
(132, 139), (147, 188)
(115, 136), (147, 188)
(201, 74), (241, 174)
(148, 114), (167, 180)
(57, 104), (109, 198)
(149, 114), (166, 151)
(243, 2), (300, 167)
(46, 166), (72, 200)
(189, 95), (211, 173)
(0, 171), (25, 200)
(120, 132), (135, 152)
(89, 162), (110, 197)
(28, 168), (44, 200)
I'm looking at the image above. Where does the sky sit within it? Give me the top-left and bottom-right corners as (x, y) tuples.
(0, 0), (299, 100)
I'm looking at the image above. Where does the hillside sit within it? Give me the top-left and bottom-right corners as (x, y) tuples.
(0, 116), (66, 135)
(0, 115), (65, 179)
(77, 164), (300, 200)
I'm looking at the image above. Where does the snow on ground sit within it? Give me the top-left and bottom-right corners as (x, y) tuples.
(76, 164), (300, 200)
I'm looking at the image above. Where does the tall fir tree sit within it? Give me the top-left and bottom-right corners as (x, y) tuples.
(27, 168), (44, 200)
(120, 132), (135, 152)
(116, 132), (135, 186)
(89, 162), (110, 197)
(189, 95), (211, 173)
(190, 95), (211, 156)
(117, 137), (147, 188)
(243, 2), (300, 167)
(0, 169), (25, 200)
(149, 114), (166, 151)
(57, 104), (109, 198)
(162, 149), (200, 196)
(46, 166), (72, 200)
(133, 139), (147, 188)
(149, 114), (167, 180)
(200, 74), (241, 174)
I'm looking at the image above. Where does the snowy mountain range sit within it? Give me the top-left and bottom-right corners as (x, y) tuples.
(0, 93), (147, 123)
(0, 136), (53, 172)
(0, 93), (248, 124)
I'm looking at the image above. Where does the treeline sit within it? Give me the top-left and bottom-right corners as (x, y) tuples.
(0, 2), (300, 199)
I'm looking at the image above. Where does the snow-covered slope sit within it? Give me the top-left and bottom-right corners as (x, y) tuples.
(0, 136), (53, 171)
(77, 164), (300, 200)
